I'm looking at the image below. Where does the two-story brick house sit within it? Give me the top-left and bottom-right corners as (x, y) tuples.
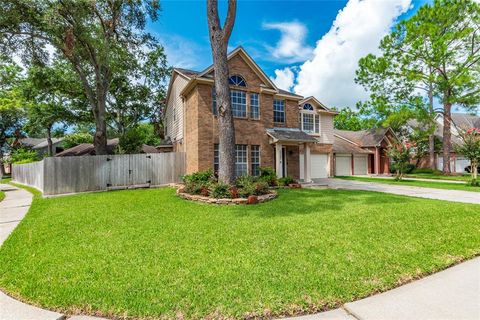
(165, 47), (395, 181)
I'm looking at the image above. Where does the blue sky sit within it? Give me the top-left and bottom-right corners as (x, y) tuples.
(149, 0), (429, 108)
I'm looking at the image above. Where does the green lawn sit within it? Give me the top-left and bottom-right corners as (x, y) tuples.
(338, 176), (480, 192)
(406, 172), (471, 181)
(0, 191), (4, 202)
(0, 188), (479, 319)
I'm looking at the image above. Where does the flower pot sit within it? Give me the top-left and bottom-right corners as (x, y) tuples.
(247, 195), (258, 204)
(288, 183), (301, 189)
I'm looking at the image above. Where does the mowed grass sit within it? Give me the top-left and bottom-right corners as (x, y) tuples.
(338, 176), (480, 192)
(0, 191), (4, 202)
(0, 188), (479, 319)
(406, 172), (471, 181)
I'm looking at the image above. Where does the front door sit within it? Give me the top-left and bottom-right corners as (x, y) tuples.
(282, 147), (287, 177)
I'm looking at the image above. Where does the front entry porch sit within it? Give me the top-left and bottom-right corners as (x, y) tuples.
(266, 128), (318, 183)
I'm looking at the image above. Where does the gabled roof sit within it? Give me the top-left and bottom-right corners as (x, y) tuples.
(198, 47), (278, 90)
(170, 46), (302, 100)
(17, 137), (47, 147)
(55, 139), (119, 157)
(32, 138), (64, 150)
(450, 113), (480, 130)
(333, 136), (373, 154)
(334, 128), (398, 147)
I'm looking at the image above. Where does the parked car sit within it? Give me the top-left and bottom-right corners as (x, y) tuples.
(465, 165), (480, 173)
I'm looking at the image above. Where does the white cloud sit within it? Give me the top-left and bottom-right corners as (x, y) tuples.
(292, 0), (413, 108)
(157, 34), (209, 70)
(270, 67), (295, 91)
(263, 21), (313, 63)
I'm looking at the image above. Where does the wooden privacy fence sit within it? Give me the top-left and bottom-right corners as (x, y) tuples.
(12, 153), (186, 196)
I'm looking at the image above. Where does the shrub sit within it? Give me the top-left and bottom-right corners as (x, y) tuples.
(229, 187), (239, 199)
(468, 179), (480, 187)
(183, 170), (215, 184)
(278, 176), (295, 186)
(238, 181), (256, 198)
(182, 170), (215, 195)
(254, 181), (270, 195)
(9, 148), (39, 164)
(258, 166), (277, 186)
(404, 164), (416, 174)
(235, 175), (256, 188)
(210, 182), (230, 199)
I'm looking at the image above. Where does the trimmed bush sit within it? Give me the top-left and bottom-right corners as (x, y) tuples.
(210, 182), (230, 199)
(258, 167), (277, 186)
(278, 176), (295, 186)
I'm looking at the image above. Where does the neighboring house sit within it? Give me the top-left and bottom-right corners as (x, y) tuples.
(55, 139), (160, 157)
(16, 137), (65, 156)
(408, 113), (480, 173)
(164, 47), (396, 181)
(334, 128), (398, 176)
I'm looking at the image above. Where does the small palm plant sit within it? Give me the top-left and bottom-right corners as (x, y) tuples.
(455, 128), (480, 186)
(387, 142), (413, 181)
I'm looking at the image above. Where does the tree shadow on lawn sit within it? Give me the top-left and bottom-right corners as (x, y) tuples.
(231, 188), (412, 218)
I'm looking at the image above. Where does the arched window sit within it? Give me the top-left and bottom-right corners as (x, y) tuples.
(303, 103), (314, 111)
(229, 75), (247, 87)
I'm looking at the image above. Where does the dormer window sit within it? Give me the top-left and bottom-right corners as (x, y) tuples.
(229, 75), (247, 87)
(303, 103), (314, 111)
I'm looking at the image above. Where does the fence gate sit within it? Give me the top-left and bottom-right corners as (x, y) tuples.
(107, 154), (152, 189)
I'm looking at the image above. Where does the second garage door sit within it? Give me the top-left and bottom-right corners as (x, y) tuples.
(300, 154), (329, 179)
(335, 155), (351, 176)
(354, 155), (368, 175)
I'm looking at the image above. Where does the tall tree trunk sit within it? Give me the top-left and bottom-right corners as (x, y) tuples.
(94, 96), (108, 155)
(207, 0), (237, 185)
(428, 79), (435, 170)
(46, 126), (53, 156)
(442, 103), (452, 174)
(0, 149), (5, 178)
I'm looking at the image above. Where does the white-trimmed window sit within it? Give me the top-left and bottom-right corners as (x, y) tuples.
(213, 144), (219, 174)
(250, 93), (260, 119)
(251, 145), (260, 176)
(229, 75), (247, 87)
(231, 90), (247, 118)
(301, 103), (320, 134)
(273, 99), (285, 123)
(235, 145), (248, 177)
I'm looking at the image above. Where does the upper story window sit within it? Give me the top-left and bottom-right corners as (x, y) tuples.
(231, 90), (247, 118)
(303, 103), (314, 111)
(300, 103), (320, 134)
(229, 75), (247, 87)
(250, 93), (260, 119)
(273, 99), (285, 123)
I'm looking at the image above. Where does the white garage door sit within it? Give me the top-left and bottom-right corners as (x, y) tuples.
(455, 157), (470, 174)
(300, 154), (329, 179)
(335, 155), (351, 176)
(354, 155), (368, 175)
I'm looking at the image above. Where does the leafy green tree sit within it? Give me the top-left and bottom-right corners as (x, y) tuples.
(1, 0), (162, 155)
(23, 61), (84, 156)
(63, 133), (93, 149)
(455, 128), (480, 185)
(357, 0), (480, 173)
(333, 107), (375, 131)
(117, 123), (161, 154)
(107, 46), (169, 137)
(387, 143), (413, 181)
(0, 57), (25, 176)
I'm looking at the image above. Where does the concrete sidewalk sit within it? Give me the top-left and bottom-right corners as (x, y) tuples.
(285, 257), (480, 320)
(359, 175), (467, 184)
(320, 178), (480, 204)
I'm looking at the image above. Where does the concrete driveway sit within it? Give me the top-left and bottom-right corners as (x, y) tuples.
(316, 178), (480, 205)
